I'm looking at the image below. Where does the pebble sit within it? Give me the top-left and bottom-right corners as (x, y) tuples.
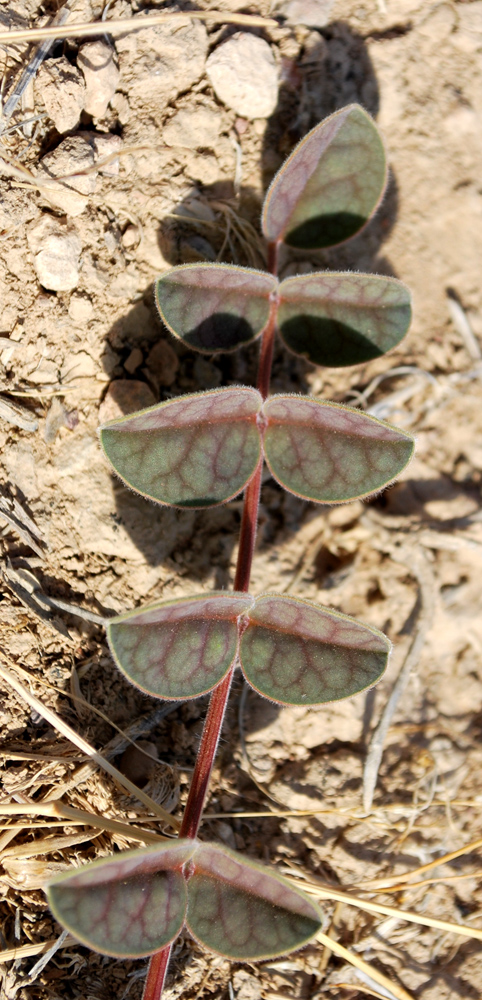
(27, 216), (82, 292)
(35, 56), (85, 133)
(146, 340), (179, 387)
(38, 135), (96, 217)
(77, 41), (119, 118)
(68, 294), (94, 323)
(274, 0), (333, 28)
(123, 347), (143, 374)
(98, 380), (156, 423)
(206, 33), (278, 120)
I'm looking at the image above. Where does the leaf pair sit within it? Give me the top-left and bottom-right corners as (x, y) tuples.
(100, 387), (414, 509)
(48, 839), (322, 961)
(106, 591), (390, 703)
(155, 104), (400, 366)
(155, 267), (411, 368)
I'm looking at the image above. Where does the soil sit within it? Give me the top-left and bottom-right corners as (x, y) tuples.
(1, 1), (482, 998)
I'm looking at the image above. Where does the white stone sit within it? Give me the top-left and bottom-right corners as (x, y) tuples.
(28, 216), (82, 292)
(77, 41), (119, 118)
(35, 57), (85, 133)
(274, 0), (333, 28)
(206, 33), (278, 120)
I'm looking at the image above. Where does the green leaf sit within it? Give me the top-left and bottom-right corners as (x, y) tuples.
(277, 272), (412, 367)
(240, 594), (389, 706)
(262, 104), (387, 249)
(155, 264), (277, 354)
(99, 387), (262, 508)
(187, 842), (321, 959)
(262, 395), (414, 503)
(107, 593), (253, 700)
(47, 842), (193, 958)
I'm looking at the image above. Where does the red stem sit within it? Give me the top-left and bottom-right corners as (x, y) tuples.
(143, 945), (171, 1000)
(142, 240), (280, 1000)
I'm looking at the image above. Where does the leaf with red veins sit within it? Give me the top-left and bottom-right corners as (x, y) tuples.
(262, 395), (414, 503)
(262, 104), (387, 250)
(48, 841), (194, 958)
(239, 594), (389, 706)
(99, 387), (263, 508)
(155, 264), (277, 354)
(277, 272), (412, 367)
(107, 593), (254, 700)
(187, 842), (321, 959)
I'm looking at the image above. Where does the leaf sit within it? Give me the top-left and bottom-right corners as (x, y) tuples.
(107, 593), (253, 700)
(99, 387), (262, 508)
(262, 104), (387, 249)
(262, 395), (414, 503)
(155, 264), (277, 354)
(277, 272), (412, 367)
(48, 841), (193, 958)
(239, 594), (389, 705)
(187, 842), (321, 959)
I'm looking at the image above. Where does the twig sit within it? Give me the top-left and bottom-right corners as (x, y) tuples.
(0, 10), (277, 48)
(363, 546), (435, 813)
(0, 800), (168, 845)
(0, 394), (38, 432)
(447, 289), (481, 361)
(0, 491), (46, 556)
(315, 930), (413, 1000)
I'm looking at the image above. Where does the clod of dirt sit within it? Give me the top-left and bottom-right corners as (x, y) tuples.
(27, 216), (81, 292)
(35, 57), (86, 133)
(115, 18), (208, 106)
(38, 135), (96, 217)
(98, 379), (156, 423)
(77, 40), (120, 119)
(162, 106), (220, 150)
(68, 293), (94, 323)
(206, 33), (279, 119)
(86, 132), (122, 175)
(146, 340), (179, 387)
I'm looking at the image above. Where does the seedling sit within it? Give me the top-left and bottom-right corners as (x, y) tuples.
(47, 105), (414, 998)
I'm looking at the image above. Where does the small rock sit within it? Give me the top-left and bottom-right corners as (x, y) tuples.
(98, 379), (156, 423)
(27, 216), (82, 292)
(38, 135), (97, 217)
(121, 225), (140, 249)
(44, 396), (76, 444)
(146, 340), (179, 386)
(77, 41), (119, 118)
(110, 91), (130, 124)
(69, 294), (94, 323)
(206, 33), (278, 119)
(35, 57), (85, 133)
(162, 106), (220, 149)
(124, 347), (143, 374)
(85, 131), (122, 175)
(274, 0), (333, 28)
